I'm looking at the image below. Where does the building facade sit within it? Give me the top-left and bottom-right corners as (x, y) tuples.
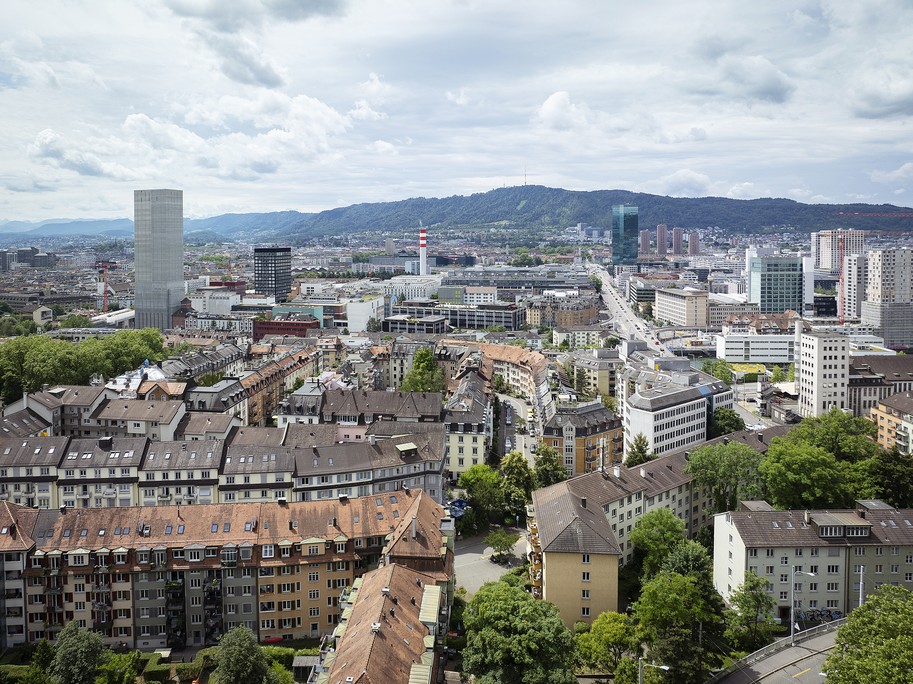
(254, 247), (293, 303)
(611, 205), (639, 269)
(654, 288), (708, 328)
(797, 331), (849, 418)
(134, 189), (184, 330)
(748, 256), (804, 315)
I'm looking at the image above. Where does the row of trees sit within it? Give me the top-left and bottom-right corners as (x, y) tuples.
(10, 623), (296, 684)
(0, 328), (166, 404)
(688, 408), (913, 511)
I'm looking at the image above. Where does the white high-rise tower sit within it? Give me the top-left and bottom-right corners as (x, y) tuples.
(134, 189), (184, 330)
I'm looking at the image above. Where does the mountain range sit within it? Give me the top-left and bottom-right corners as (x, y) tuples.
(2, 186), (911, 243)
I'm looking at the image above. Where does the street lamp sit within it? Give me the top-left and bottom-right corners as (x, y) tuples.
(791, 565), (816, 645)
(638, 656), (669, 683)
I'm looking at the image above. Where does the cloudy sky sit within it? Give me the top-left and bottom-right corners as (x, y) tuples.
(2, 0), (912, 221)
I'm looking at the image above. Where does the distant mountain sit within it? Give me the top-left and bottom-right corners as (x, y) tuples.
(4, 186), (912, 242)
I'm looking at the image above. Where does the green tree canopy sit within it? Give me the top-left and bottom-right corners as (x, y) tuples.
(59, 314), (93, 328)
(463, 581), (576, 684)
(702, 359), (733, 384)
(630, 508), (687, 580)
(823, 585), (913, 684)
(686, 442), (763, 514)
(634, 571), (724, 684)
(856, 447), (913, 508)
(400, 347), (445, 392)
(725, 571), (778, 652)
(575, 611), (634, 674)
(625, 432), (654, 468)
(48, 622), (105, 684)
(783, 408), (880, 463)
(708, 407), (746, 438)
(759, 439), (853, 509)
(501, 450), (534, 519)
(215, 626), (273, 684)
(458, 464), (505, 522)
(485, 528), (519, 561)
(769, 365), (785, 383)
(532, 443), (568, 489)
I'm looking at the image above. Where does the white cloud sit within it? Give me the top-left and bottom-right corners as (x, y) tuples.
(0, 0), (911, 219)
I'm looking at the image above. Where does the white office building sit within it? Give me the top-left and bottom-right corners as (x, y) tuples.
(797, 331), (849, 418)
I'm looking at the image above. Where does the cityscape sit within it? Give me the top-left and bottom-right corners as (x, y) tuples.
(2, 2), (913, 684)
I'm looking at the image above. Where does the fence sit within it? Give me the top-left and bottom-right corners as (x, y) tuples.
(704, 617), (847, 683)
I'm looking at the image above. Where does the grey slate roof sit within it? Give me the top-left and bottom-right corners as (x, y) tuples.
(532, 481), (622, 556)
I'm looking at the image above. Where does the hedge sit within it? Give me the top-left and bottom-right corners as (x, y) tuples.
(262, 645), (297, 670)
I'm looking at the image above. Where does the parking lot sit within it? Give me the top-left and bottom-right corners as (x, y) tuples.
(452, 527), (528, 597)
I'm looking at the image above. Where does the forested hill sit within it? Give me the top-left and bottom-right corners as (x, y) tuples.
(187, 186), (913, 242)
(4, 186), (912, 242)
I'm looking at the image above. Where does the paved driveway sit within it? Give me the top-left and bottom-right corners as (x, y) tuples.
(453, 527), (528, 597)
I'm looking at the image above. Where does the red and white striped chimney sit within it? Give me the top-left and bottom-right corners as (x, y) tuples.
(419, 227), (428, 276)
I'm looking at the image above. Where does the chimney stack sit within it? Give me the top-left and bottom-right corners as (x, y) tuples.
(411, 515), (417, 539)
(613, 465), (621, 478)
(419, 226), (427, 276)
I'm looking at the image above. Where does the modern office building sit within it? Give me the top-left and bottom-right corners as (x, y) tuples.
(654, 288), (709, 328)
(134, 189), (184, 330)
(656, 224), (668, 256)
(611, 205), (639, 269)
(748, 256), (804, 314)
(688, 232), (700, 256)
(254, 246), (293, 303)
(842, 254), (867, 321)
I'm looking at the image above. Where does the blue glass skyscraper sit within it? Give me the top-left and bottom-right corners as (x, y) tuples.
(611, 204), (639, 268)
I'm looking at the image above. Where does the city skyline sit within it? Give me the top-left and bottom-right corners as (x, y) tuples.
(2, 1), (912, 222)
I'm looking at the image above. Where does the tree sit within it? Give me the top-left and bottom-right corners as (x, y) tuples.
(98, 651), (142, 684)
(400, 347), (445, 392)
(858, 447), (913, 508)
(786, 362), (796, 382)
(492, 374), (508, 394)
(48, 622), (105, 684)
(823, 585), (913, 683)
(634, 572), (723, 684)
(485, 529), (519, 561)
(365, 316), (382, 332)
(501, 450), (534, 519)
(601, 394), (617, 413)
(532, 443), (567, 488)
(215, 626), (273, 684)
(59, 314), (93, 328)
(630, 508), (687, 580)
(783, 408), (879, 463)
(759, 439), (853, 509)
(702, 359), (733, 385)
(458, 464), (504, 523)
(708, 407), (746, 438)
(575, 611), (634, 674)
(463, 581), (576, 684)
(686, 442), (763, 514)
(726, 571), (777, 652)
(769, 365), (785, 383)
(625, 432), (654, 467)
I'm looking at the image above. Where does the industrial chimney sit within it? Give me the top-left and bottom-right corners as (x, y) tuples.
(419, 225), (428, 276)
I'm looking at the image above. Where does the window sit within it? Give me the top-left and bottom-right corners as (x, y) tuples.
(308, 590), (319, 600)
(582, 572), (590, 582)
(581, 589), (590, 600)
(262, 545), (275, 559)
(826, 582), (839, 592)
(582, 553), (590, 564)
(581, 607), (590, 617)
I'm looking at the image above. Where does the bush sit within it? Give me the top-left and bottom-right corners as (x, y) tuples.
(447, 635), (467, 651)
(175, 662), (202, 683)
(143, 653), (171, 683)
(0, 664), (29, 681)
(262, 646), (296, 670)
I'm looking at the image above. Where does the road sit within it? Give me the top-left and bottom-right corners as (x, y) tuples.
(589, 265), (672, 357)
(498, 394), (535, 466)
(714, 630), (838, 684)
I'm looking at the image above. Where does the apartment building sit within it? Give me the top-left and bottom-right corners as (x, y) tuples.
(524, 290), (601, 328)
(563, 348), (623, 400)
(527, 485), (621, 628)
(0, 489), (450, 650)
(442, 371), (491, 479)
(713, 500), (913, 624)
(541, 401), (623, 476)
(869, 392), (913, 454)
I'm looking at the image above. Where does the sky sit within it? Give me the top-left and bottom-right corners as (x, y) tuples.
(2, 0), (913, 222)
